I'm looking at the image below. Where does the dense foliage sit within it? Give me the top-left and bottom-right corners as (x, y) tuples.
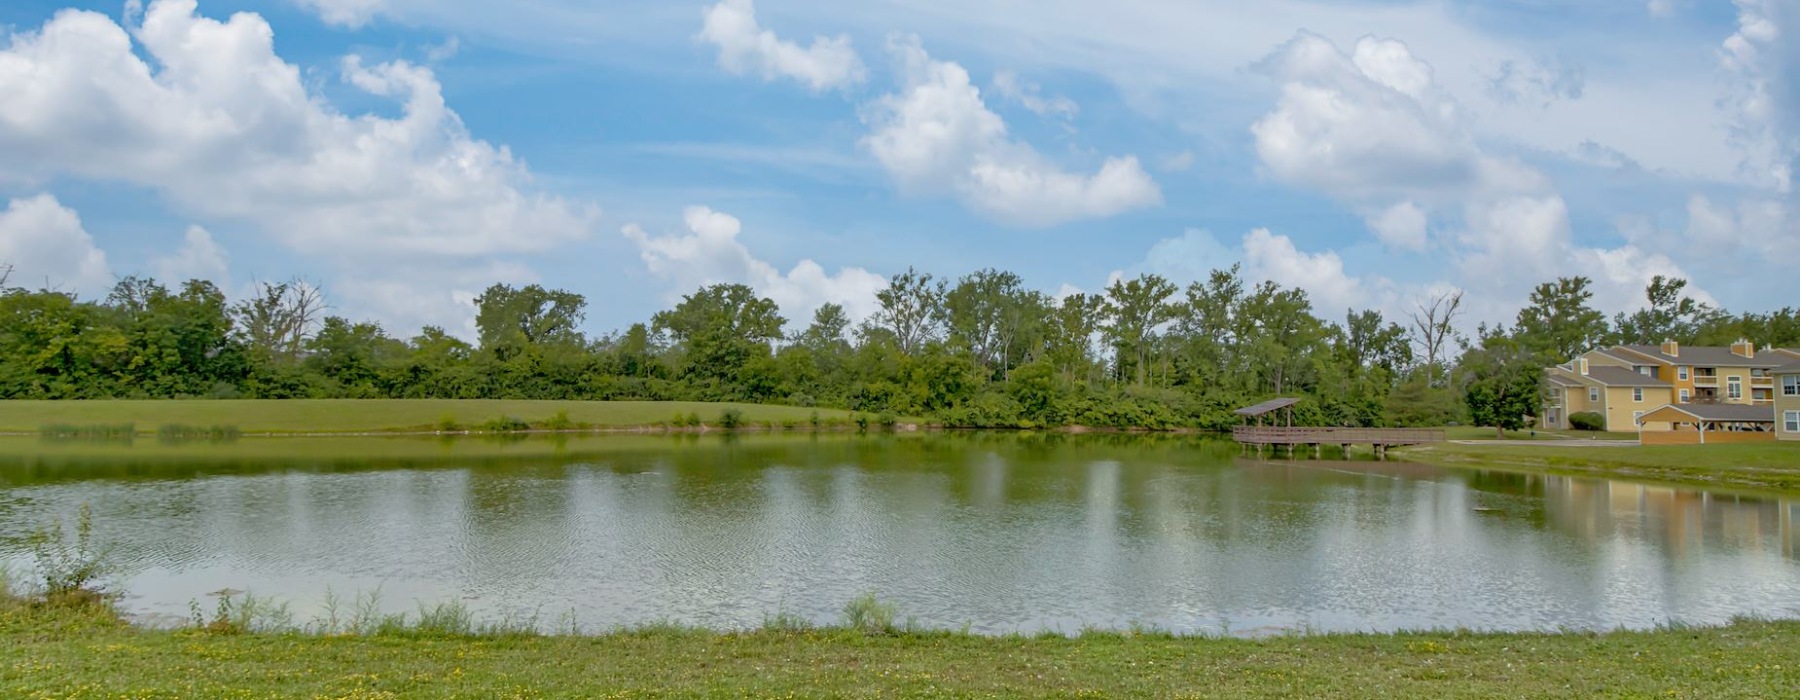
(2, 266), (1793, 432)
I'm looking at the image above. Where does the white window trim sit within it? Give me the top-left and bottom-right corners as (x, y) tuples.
(1589, 388), (1600, 403)
(1680, 389), (1691, 402)
(1784, 376), (1800, 397)
(1633, 388), (1644, 402)
(1786, 411), (1800, 434)
(1633, 411), (1645, 425)
(1728, 377), (1744, 399)
(1678, 366), (1689, 380)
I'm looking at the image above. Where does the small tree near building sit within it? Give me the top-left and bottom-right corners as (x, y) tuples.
(1460, 327), (1543, 438)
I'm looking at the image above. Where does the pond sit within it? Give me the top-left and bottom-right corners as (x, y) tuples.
(1, 433), (1797, 635)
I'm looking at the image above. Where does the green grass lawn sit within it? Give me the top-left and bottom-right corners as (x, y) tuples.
(0, 399), (864, 434)
(1402, 441), (1800, 492)
(3, 602), (1797, 699)
(1441, 426), (1640, 441)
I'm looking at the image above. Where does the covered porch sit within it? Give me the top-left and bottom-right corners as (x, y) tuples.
(1637, 404), (1776, 445)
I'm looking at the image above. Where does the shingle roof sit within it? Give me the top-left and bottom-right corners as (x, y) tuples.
(1618, 345), (1792, 369)
(1546, 374), (1584, 387)
(1775, 357), (1800, 374)
(1640, 403), (1775, 423)
(1583, 366), (1671, 387)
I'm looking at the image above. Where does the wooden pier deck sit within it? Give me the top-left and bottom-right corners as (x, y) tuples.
(1232, 426), (1445, 456)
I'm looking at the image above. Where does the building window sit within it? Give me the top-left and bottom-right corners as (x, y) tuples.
(1785, 376), (1800, 397)
(1752, 368), (1767, 378)
(1787, 411), (1800, 434)
(1728, 377), (1743, 400)
(1633, 411), (1645, 425)
(1589, 388), (1600, 403)
(1678, 366), (1689, 380)
(1633, 388), (1644, 402)
(1638, 366), (1653, 376)
(1680, 389), (1691, 403)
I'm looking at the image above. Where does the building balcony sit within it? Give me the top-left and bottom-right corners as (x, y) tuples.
(1752, 377), (1774, 386)
(1693, 377), (1719, 387)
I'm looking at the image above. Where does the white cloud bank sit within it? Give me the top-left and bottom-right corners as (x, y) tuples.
(1249, 31), (1707, 320)
(623, 207), (887, 327)
(0, 0), (597, 334)
(699, 0), (866, 91)
(0, 194), (112, 295)
(291, 0), (385, 28)
(861, 36), (1161, 227)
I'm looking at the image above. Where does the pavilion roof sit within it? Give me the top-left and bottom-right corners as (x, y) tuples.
(1234, 398), (1302, 417)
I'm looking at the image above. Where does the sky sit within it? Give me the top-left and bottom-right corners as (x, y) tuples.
(0, 0), (1794, 340)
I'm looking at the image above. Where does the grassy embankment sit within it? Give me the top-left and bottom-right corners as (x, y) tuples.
(0, 399), (866, 435)
(2, 595), (1797, 699)
(1440, 426), (1640, 441)
(1402, 441), (1800, 492)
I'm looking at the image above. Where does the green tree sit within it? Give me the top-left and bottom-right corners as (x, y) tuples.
(1102, 274), (1178, 386)
(1608, 276), (1714, 346)
(1513, 277), (1609, 363)
(474, 284), (586, 352)
(652, 284), (785, 400)
(873, 267), (943, 356)
(1460, 327), (1544, 438)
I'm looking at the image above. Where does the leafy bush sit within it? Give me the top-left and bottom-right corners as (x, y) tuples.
(877, 411), (899, 431)
(541, 410), (575, 431)
(157, 424), (241, 443)
(1569, 412), (1606, 431)
(718, 408), (744, 430)
(809, 411), (822, 429)
(481, 416), (531, 433)
(436, 414), (462, 433)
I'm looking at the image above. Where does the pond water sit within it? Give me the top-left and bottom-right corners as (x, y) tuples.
(1, 433), (1797, 635)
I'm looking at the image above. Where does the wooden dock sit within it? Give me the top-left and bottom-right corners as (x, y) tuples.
(1231, 426), (1445, 457)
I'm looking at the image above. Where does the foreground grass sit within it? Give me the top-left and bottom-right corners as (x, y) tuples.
(2, 603), (1797, 699)
(1403, 441), (1800, 492)
(0, 399), (862, 435)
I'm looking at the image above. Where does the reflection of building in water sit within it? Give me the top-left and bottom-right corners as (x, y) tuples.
(1542, 477), (1799, 562)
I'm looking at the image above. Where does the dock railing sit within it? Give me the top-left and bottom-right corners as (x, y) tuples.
(1231, 426), (1446, 446)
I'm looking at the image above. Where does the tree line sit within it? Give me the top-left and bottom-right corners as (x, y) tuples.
(2, 263), (1795, 432)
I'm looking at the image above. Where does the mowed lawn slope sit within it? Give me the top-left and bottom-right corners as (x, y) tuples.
(1403, 442), (1800, 491)
(0, 400), (855, 434)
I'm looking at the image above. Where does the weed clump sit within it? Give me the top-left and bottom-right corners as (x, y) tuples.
(842, 593), (899, 636)
(719, 408), (744, 431)
(28, 504), (113, 608)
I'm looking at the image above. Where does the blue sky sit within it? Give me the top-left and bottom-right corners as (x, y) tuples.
(0, 0), (1794, 339)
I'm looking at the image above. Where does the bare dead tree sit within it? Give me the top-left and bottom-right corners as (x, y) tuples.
(0, 263), (12, 289)
(233, 278), (327, 360)
(1407, 289), (1465, 388)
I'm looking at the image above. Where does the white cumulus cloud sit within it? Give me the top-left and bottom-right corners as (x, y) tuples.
(699, 0), (866, 91)
(0, 194), (112, 295)
(149, 225), (230, 286)
(1366, 201), (1429, 252)
(861, 36), (1160, 227)
(623, 206), (887, 327)
(0, 0), (597, 334)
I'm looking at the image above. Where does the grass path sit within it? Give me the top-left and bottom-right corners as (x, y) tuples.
(0, 399), (860, 434)
(3, 603), (1798, 699)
